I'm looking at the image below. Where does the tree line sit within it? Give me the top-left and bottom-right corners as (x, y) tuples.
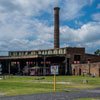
(94, 49), (100, 55)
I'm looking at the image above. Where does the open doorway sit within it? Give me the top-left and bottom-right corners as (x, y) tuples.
(99, 68), (100, 77)
(79, 68), (81, 75)
(73, 69), (75, 75)
(67, 58), (72, 75)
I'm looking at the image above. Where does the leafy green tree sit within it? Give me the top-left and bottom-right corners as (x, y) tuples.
(94, 49), (100, 55)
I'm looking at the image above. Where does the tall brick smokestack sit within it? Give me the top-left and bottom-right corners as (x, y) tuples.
(54, 7), (60, 48)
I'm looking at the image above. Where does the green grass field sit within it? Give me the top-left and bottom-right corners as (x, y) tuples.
(0, 76), (100, 97)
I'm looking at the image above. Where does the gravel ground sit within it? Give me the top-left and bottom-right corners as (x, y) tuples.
(0, 88), (100, 100)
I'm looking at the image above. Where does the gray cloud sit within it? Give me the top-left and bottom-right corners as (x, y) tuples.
(0, 0), (21, 12)
(0, 0), (59, 16)
(61, 0), (94, 20)
(60, 22), (100, 53)
(61, 22), (100, 43)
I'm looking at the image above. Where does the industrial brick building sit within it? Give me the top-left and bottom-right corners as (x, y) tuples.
(72, 62), (100, 77)
(0, 7), (100, 76)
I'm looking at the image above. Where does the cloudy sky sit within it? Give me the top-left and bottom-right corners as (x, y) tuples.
(0, 0), (100, 55)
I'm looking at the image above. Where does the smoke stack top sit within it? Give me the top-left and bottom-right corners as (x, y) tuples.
(54, 7), (60, 48)
(54, 7), (60, 10)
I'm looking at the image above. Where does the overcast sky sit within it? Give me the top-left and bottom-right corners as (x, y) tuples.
(0, 0), (100, 55)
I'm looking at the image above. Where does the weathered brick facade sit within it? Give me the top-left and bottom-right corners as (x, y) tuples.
(66, 47), (100, 64)
(72, 63), (100, 77)
(85, 54), (100, 63)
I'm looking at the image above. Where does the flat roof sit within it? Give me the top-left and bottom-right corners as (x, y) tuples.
(0, 54), (66, 60)
(8, 47), (85, 53)
(0, 55), (38, 60)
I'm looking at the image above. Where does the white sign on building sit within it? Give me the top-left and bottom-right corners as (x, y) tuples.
(51, 65), (58, 75)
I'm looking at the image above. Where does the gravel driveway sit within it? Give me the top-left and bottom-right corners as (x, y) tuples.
(0, 88), (100, 100)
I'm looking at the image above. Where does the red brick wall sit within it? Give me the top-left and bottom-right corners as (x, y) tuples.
(66, 47), (85, 64)
(72, 63), (100, 77)
(85, 54), (100, 63)
(66, 48), (100, 64)
(67, 47), (85, 54)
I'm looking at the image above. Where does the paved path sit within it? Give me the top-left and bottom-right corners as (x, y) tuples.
(0, 88), (100, 100)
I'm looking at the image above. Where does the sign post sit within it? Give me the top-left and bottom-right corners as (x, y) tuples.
(51, 65), (58, 91)
(54, 74), (56, 91)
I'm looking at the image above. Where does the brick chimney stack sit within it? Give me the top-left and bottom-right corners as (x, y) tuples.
(54, 7), (60, 48)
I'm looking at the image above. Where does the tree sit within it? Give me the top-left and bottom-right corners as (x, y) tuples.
(94, 49), (100, 55)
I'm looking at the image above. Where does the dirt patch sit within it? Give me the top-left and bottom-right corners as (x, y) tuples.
(0, 93), (5, 96)
(31, 81), (72, 84)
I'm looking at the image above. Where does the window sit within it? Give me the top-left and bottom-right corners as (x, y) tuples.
(62, 49), (64, 54)
(64, 49), (66, 54)
(52, 50), (54, 54)
(23, 52), (26, 55)
(45, 51), (48, 54)
(57, 49), (59, 54)
(19, 52), (22, 56)
(39, 51), (41, 54)
(17, 52), (19, 56)
(38, 51), (41, 54)
(42, 51), (45, 55)
(74, 55), (80, 61)
(54, 50), (56, 54)
(35, 51), (38, 55)
(28, 52), (31, 55)
(59, 49), (61, 54)
(13, 53), (16, 56)
(10, 52), (13, 56)
(88, 58), (91, 61)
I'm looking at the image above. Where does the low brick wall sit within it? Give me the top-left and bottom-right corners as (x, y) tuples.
(72, 62), (100, 77)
